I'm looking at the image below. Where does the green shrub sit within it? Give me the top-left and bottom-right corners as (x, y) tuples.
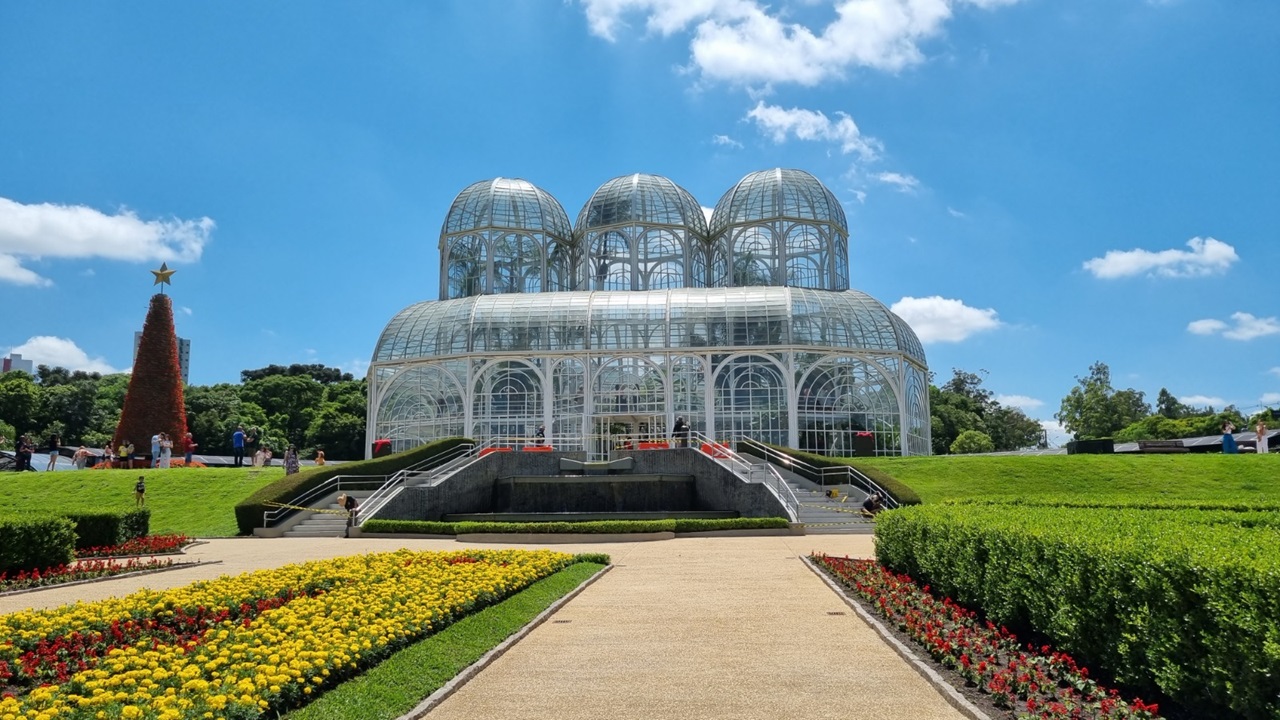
(673, 517), (789, 532)
(949, 429), (994, 454)
(875, 504), (1280, 719)
(0, 515), (76, 573)
(362, 517), (790, 535)
(749, 443), (922, 505)
(120, 508), (150, 540)
(61, 510), (151, 549)
(573, 552), (611, 564)
(234, 437), (472, 535)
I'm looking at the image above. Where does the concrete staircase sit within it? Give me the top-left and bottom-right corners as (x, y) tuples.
(771, 465), (875, 534)
(283, 490), (374, 538)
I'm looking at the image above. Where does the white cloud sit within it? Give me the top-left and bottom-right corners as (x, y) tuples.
(1262, 392), (1280, 405)
(711, 133), (743, 148)
(80, 268), (95, 277)
(179, 306), (193, 316)
(996, 394), (1043, 411)
(1180, 395), (1226, 408)
(1188, 313), (1280, 341)
(889, 295), (1001, 343)
(340, 358), (370, 378)
(947, 206), (966, 218)
(745, 101), (881, 159)
(581, 0), (1025, 86)
(875, 171), (920, 193)
(0, 196), (213, 286)
(1082, 237), (1238, 279)
(4, 336), (119, 374)
(1269, 367), (1280, 378)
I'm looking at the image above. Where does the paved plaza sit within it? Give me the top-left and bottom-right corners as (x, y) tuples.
(2, 536), (966, 719)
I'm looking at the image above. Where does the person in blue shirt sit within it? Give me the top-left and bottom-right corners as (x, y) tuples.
(232, 426), (246, 467)
(151, 433), (161, 468)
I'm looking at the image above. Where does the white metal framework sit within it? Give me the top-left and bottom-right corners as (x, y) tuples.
(371, 169), (930, 457)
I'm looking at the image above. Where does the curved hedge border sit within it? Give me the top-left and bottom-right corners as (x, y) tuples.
(233, 437), (472, 535)
(363, 517), (790, 535)
(746, 443), (922, 505)
(875, 504), (1280, 719)
(0, 516), (76, 574)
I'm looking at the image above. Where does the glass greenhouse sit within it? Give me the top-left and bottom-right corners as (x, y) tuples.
(370, 170), (930, 457)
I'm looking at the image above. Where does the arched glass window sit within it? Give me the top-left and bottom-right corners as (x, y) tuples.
(473, 361), (543, 440)
(713, 354), (787, 445)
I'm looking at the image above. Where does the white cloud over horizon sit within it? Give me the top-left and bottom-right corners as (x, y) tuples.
(1270, 367), (1280, 378)
(581, 0), (1025, 86)
(876, 171), (920, 193)
(996, 394), (1044, 411)
(1187, 312), (1280, 341)
(890, 295), (1001, 343)
(1180, 394), (1226, 408)
(4, 336), (120, 374)
(711, 133), (743, 148)
(1082, 237), (1238, 279)
(0, 196), (214, 287)
(1040, 419), (1070, 447)
(745, 101), (880, 159)
(1262, 392), (1280, 405)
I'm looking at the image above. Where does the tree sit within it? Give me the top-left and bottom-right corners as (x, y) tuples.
(114, 294), (188, 454)
(1055, 362), (1151, 440)
(239, 374), (325, 448)
(0, 371), (41, 438)
(240, 364), (354, 385)
(1156, 388), (1191, 419)
(929, 369), (1043, 453)
(951, 430), (995, 454)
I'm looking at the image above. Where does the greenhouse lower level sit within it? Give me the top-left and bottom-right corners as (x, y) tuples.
(368, 288), (931, 457)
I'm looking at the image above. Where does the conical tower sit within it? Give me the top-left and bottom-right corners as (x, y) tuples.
(114, 293), (188, 458)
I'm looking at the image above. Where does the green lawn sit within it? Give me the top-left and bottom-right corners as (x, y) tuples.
(853, 453), (1280, 506)
(3, 467), (282, 537)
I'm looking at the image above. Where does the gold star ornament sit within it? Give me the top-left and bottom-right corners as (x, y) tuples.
(151, 262), (176, 287)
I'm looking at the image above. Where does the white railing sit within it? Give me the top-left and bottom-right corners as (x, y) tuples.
(358, 440), (481, 523)
(683, 431), (799, 522)
(736, 437), (900, 509)
(260, 474), (386, 528)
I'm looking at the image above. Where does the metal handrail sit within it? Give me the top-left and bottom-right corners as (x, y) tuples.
(736, 437), (900, 510)
(358, 440), (482, 523)
(260, 474), (386, 528)
(678, 431), (798, 522)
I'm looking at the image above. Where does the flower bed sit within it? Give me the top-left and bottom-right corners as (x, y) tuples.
(0, 548), (576, 718)
(75, 533), (193, 559)
(811, 554), (1163, 720)
(0, 557), (177, 593)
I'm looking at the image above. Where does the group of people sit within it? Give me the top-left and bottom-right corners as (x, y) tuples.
(1222, 419), (1271, 454)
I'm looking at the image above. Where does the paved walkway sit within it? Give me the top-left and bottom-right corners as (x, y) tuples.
(1, 536), (965, 719)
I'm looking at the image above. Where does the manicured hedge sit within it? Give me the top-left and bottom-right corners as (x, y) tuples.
(362, 517), (790, 535)
(63, 509), (151, 549)
(0, 516), (76, 574)
(875, 504), (1280, 719)
(234, 437), (472, 535)
(747, 443), (922, 505)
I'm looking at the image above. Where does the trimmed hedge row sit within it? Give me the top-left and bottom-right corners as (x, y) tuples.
(363, 517), (791, 535)
(747, 443), (922, 505)
(948, 497), (1280, 513)
(0, 516), (76, 574)
(875, 504), (1280, 719)
(64, 509), (150, 549)
(234, 437), (473, 535)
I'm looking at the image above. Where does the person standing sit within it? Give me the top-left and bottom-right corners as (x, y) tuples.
(159, 433), (173, 469)
(1222, 420), (1238, 454)
(119, 439), (135, 469)
(46, 432), (61, 470)
(672, 417), (690, 448)
(15, 435), (32, 471)
(231, 426), (246, 467)
(1258, 419), (1270, 455)
(72, 445), (89, 470)
(283, 445), (300, 475)
(183, 432), (197, 465)
(314, 449), (326, 466)
(134, 475), (146, 506)
(150, 432), (161, 468)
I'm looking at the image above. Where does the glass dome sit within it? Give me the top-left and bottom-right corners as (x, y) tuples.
(574, 174), (710, 291)
(439, 178), (575, 299)
(708, 168), (849, 291)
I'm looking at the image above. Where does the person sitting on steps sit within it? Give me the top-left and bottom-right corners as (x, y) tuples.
(861, 492), (884, 518)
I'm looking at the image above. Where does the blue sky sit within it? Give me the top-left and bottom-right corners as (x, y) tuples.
(1, 1), (1277, 443)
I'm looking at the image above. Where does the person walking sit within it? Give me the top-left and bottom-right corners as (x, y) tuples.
(231, 426), (246, 467)
(46, 432), (61, 470)
(183, 432), (197, 465)
(72, 445), (90, 470)
(1222, 420), (1238, 454)
(159, 433), (173, 469)
(672, 417), (690, 448)
(150, 432), (161, 468)
(1258, 419), (1270, 455)
(283, 445), (300, 475)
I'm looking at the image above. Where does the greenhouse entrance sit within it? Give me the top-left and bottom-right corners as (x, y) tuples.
(589, 416), (666, 460)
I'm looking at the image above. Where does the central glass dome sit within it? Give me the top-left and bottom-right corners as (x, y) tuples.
(574, 173), (710, 291)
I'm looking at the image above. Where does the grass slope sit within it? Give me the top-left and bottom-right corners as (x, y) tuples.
(3, 467), (282, 537)
(853, 454), (1280, 506)
(286, 561), (605, 720)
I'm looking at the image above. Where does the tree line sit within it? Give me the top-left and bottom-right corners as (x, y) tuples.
(0, 363), (366, 460)
(1055, 361), (1277, 442)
